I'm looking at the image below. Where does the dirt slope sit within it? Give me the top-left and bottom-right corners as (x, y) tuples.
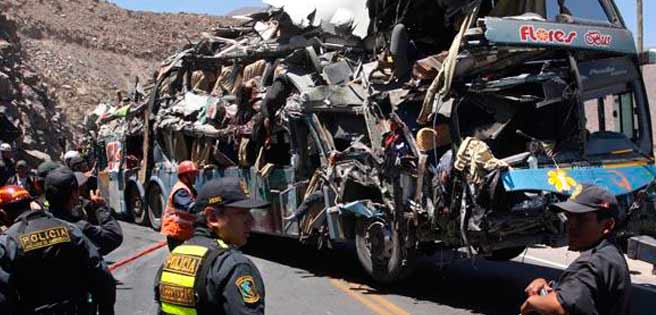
(1, 10), (73, 162)
(1, 0), (234, 157)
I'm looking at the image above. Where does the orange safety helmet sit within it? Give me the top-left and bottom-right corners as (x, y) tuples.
(177, 160), (199, 176)
(0, 185), (31, 208)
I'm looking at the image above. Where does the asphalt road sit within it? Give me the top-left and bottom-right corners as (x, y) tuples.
(106, 222), (656, 315)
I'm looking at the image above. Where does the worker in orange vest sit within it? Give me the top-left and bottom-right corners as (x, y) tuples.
(161, 160), (199, 250)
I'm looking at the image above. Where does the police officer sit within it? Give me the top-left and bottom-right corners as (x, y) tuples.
(155, 178), (269, 315)
(0, 184), (116, 314)
(161, 160), (199, 250)
(46, 167), (123, 256)
(0, 185), (21, 313)
(0, 233), (15, 314)
(521, 184), (631, 315)
(0, 185), (32, 313)
(32, 161), (61, 209)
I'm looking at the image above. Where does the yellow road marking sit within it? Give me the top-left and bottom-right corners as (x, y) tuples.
(329, 279), (410, 315)
(367, 294), (411, 315)
(329, 279), (394, 315)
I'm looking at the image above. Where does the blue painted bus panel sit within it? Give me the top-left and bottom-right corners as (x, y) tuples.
(502, 164), (656, 196)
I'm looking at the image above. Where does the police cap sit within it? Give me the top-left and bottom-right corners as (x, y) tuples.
(194, 178), (269, 213)
(552, 184), (622, 221)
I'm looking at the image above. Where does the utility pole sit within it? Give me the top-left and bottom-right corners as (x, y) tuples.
(637, 0), (643, 52)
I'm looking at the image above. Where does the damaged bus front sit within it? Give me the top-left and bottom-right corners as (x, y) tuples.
(396, 0), (656, 273)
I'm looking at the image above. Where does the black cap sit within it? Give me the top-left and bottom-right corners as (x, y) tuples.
(552, 184), (621, 220)
(37, 161), (61, 179)
(194, 177), (270, 212)
(45, 167), (88, 192)
(68, 156), (87, 171)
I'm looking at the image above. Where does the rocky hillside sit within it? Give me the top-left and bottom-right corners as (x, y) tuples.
(1, 0), (234, 160)
(0, 10), (72, 162)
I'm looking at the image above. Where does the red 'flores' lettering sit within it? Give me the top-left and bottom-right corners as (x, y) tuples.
(520, 25), (577, 45)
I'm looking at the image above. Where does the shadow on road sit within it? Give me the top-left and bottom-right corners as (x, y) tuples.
(245, 235), (655, 315)
(242, 235), (565, 315)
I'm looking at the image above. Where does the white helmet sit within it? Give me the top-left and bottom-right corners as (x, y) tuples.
(64, 150), (81, 166)
(0, 143), (11, 152)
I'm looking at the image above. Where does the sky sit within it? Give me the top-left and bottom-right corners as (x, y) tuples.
(109, 0), (655, 48)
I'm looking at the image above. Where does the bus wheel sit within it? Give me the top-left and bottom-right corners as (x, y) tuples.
(355, 218), (415, 283)
(147, 184), (164, 231)
(126, 184), (148, 225)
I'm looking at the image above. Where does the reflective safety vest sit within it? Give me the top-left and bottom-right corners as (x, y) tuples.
(161, 181), (197, 241)
(158, 241), (228, 315)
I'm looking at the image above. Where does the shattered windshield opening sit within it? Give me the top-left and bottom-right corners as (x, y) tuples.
(455, 50), (578, 161)
(489, 0), (610, 23)
(454, 49), (649, 166)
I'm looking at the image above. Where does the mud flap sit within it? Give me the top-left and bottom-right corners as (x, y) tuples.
(627, 236), (656, 275)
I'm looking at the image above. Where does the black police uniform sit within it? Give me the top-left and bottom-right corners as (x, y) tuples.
(0, 234), (17, 314)
(549, 184), (632, 315)
(45, 166), (123, 256)
(1, 210), (116, 314)
(154, 226), (265, 315)
(554, 238), (631, 315)
(65, 199), (124, 256)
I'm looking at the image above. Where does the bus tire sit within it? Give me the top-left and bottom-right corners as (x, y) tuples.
(125, 183), (148, 225)
(355, 218), (415, 283)
(147, 184), (164, 231)
(126, 183), (148, 225)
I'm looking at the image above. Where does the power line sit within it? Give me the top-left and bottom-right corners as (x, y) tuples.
(637, 0), (643, 52)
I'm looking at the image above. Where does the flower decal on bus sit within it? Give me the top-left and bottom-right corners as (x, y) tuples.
(547, 169), (578, 192)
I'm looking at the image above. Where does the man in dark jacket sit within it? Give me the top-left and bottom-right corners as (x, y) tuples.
(0, 143), (15, 186)
(6, 160), (38, 196)
(521, 184), (631, 315)
(155, 178), (270, 315)
(45, 167), (123, 256)
(0, 184), (116, 314)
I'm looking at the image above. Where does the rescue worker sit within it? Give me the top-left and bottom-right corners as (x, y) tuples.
(154, 177), (269, 315)
(46, 167), (123, 256)
(0, 184), (116, 314)
(521, 184), (631, 315)
(161, 160), (199, 250)
(0, 143), (15, 185)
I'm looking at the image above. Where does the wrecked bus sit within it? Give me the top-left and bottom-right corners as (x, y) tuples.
(94, 0), (656, 283)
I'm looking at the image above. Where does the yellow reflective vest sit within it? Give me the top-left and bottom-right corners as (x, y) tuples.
(158, 240), (229, 315)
